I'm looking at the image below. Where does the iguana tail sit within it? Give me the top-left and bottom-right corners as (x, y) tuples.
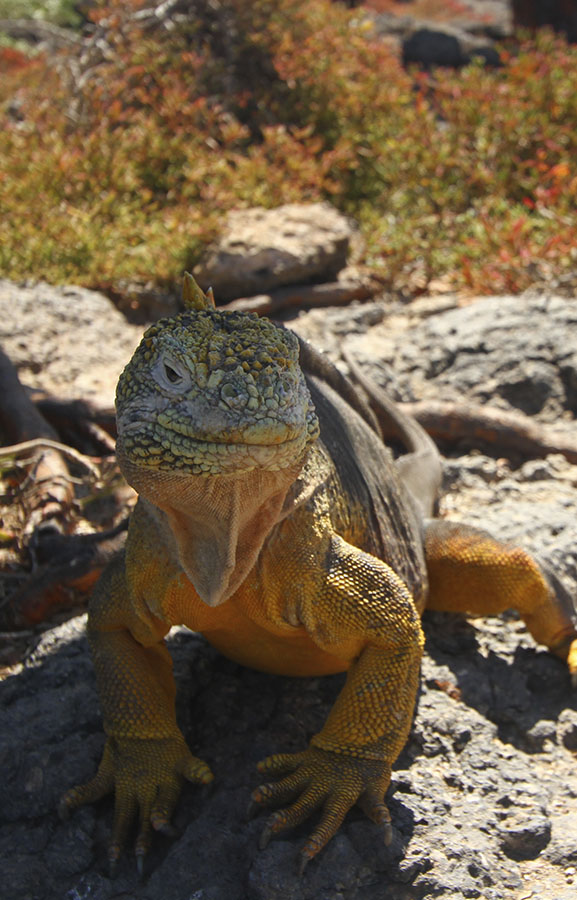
(296, 335), (382, 438)
(342, 348), (442, 519)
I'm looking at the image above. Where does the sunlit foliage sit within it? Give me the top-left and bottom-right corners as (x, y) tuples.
(0, 0), (575, 296)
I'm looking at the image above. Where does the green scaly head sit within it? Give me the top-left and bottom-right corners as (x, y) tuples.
(115, 274), (320, 477)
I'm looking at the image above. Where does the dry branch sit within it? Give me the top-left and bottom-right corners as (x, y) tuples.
(0, 347), (74, 529)
(32, 395), (117, 454)
(403, 400), (577, 465)
(0, 438), (100, 479)
(222, 281), (375, 316)
(0, 18), (81, 48)
(10, 519), (128, 625)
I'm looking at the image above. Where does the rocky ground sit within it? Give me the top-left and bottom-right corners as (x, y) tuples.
(1, 280), (576, 900)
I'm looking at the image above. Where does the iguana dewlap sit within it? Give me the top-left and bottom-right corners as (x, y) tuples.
(62, 274), (577, 874)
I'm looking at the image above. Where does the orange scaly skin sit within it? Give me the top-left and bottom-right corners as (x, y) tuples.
(61, 276), (577, 873)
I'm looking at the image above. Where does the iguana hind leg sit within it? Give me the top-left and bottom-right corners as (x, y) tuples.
(424, 520), (577, 681)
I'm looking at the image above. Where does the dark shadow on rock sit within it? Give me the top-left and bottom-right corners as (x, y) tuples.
(1, 620), (418, 899)
(3, 606), (576, 899)
(422, 609), (577, 753)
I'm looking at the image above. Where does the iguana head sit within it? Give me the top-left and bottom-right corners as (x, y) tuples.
(116, 274), (319, 478)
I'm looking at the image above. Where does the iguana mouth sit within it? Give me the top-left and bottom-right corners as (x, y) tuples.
(117, 425), (312, 476)
(155, 415), (306, 447)
(120, 415), (302, 445)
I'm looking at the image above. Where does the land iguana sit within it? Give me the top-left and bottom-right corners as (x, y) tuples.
(61, 274), (577, 874)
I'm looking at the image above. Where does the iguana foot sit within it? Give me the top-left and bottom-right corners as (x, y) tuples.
(252, 746), (392, 868)
(60, 736), (213, 871)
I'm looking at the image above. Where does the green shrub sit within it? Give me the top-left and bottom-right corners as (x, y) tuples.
(0, 1), (576, 298)
(0, 1), (82, 27)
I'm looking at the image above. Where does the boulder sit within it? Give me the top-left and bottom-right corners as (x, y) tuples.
(512, 0), (577, 42)
(402, 24), (501, 68)
(338, 294), (577, 423)
(0, 280), (141, 408)
(193, 203), (356, 300)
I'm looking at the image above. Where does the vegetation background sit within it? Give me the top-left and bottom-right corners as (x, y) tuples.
(1, 0), (576, 301)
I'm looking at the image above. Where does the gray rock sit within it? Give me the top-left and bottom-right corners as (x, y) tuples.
(499, 813), (552, 860)
(525, 719), (557, 751)
(403, 27), (465, 67)
(193, 204), (355, 300)
(402, 25), (501, 68)
(0, 279), (142, 407)
(557, 709), (577, 750)
(368, 2), (510, 69)
(338, 293), (577, 425)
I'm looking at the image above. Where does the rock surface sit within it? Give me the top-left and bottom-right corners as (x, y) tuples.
(0, 280), (141, 408)
(193, 203), (356, 301)
(1, 283), (576, 900)
(368, 0), (510, 69)
(296, 292), (577, 425)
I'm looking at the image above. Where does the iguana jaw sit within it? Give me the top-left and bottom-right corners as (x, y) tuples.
(116, 421), (312, 476)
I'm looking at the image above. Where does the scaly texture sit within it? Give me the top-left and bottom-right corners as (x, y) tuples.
(116, 308), (319, 475)
(61, 276), (577, 872)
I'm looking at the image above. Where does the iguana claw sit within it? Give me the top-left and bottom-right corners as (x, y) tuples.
(382, 821), (393, 846)
(298, 852), (311, 877)
(259, 825), (273, 850)
(136, 851), (146, 880)
(246, 799), (260, 821)
(108, 846), (120, 879)
(151, 819), (180, 838)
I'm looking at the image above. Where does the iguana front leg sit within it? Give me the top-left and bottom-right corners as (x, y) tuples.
(60, 554), (213, 872)
(252, 533), (424, 868)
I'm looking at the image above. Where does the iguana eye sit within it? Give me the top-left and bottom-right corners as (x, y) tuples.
(164, 363), (182, 384)
(155, 354), (189, 391)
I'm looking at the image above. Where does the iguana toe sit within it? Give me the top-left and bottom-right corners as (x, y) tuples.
(134, 813), (153, 875)
(258, 791), (322, 848)
(299, 799), (349, 861)
(150, 816), (180, 838)
(256, 751), (307, 777)
(251, 772), (303, 808)
(108, 844), (121, 879)
(59, 744), (115, 816)
(135, 850), (146, 880)
(253, 746), (391, 862)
